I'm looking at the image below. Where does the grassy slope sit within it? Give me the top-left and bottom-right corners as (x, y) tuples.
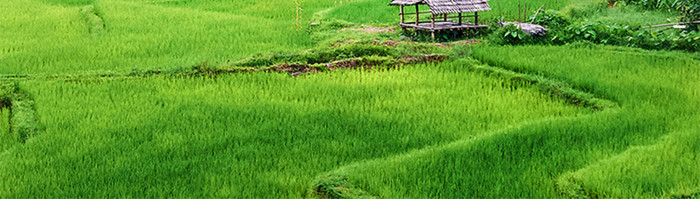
(1, 0), (698, 197)
(0, 63), (583, 197)
(0, 0), (676, 74)
(0, 0), (336, 75)
(472, 45), (700, 197)
(312, 2), (698, 197)
(320, 45), (699, 198)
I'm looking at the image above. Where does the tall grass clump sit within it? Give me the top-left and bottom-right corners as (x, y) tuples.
(79, 5), (105, 35)
(0, 84), (15, 152)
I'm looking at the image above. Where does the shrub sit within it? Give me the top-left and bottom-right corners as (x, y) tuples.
(529, 10), (572, 30)
(489, 24), (546, 45)
(491, 10), (700, 51)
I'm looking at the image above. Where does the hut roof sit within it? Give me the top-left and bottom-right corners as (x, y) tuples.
(390, 0), (491, 14)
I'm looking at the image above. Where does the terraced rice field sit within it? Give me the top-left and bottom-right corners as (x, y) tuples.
(0, 0), (698, 198)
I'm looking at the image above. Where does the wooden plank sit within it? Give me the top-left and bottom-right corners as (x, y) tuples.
(400, 11), (433, 15)
(399, 21), (488, 31)
(442, 15), (477, 18)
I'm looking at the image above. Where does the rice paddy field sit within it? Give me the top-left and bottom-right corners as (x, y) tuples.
(1, 0), (699, 198)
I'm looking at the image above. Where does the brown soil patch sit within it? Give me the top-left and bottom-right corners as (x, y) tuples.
(268, 64), (320, 77)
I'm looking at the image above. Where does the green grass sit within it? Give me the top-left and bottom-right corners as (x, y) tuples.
(0, 0), (341, 75)
(0, 63), (584, 197)
(323, 0), (399, 25)
(473, 45), (700, 197)
(310, 44), (700, 198)
(0, 108), (12, 152)
(584, 5), (679, 25)
(558, 128), (700, 198)
(1, 0), (699, 198)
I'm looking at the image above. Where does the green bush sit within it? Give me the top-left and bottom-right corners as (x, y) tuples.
(489, 24), (542, 45)
(554, 22), (700, 51)
(529, 10), (572, 29)
(490, 11), (700, 51)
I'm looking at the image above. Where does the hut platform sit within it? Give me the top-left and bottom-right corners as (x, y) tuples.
(399, 21), (487, 31)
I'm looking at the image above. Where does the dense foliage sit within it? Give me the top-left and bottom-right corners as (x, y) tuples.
(490, 8), (700, 51)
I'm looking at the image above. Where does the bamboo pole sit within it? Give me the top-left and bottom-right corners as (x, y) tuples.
(416, 5), (420, 24)
(498, 1), (502, 21)
(530, 4), (545, 23)
(431, 13), (435, 40)
(400, 5), (405, 23)
(525, 3), (528, 21)
(458, 12), (462, 24)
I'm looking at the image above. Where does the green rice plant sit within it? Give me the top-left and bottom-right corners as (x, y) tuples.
(582, 4), (679, 25)
(0, 87), (13, 152)
(0, 0), (342, 75)
(1, 0), (699, 198)
(79, 5), (105, 35)
(0, 62), (583, 197)
(469, 44), (700, 197)
(558, 129), (700, 198)
(307, 44), (699, 198)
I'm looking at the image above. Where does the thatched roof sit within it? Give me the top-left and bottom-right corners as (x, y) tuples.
(390, 0), (491, 14)
(390, 0), (422, 5)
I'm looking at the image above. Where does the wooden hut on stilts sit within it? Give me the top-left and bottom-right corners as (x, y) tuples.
(390, 0), (491, 40)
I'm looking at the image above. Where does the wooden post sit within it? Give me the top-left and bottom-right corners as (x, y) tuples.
(518, 2), (521, 22)
(458, 12), (462, 24)
(431, 13), (435, 40)
(530, 4), (545, 23)
(498, 2), (502, 21)
(443, 14), (447, 21)
(415, 5), (420, 24)
(400, 5), (405, 23)
(525, 3), (528, 21)
(475, 12), (479, 25)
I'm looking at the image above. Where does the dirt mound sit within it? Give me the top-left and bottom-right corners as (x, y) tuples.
(268, 64), (321, 77)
